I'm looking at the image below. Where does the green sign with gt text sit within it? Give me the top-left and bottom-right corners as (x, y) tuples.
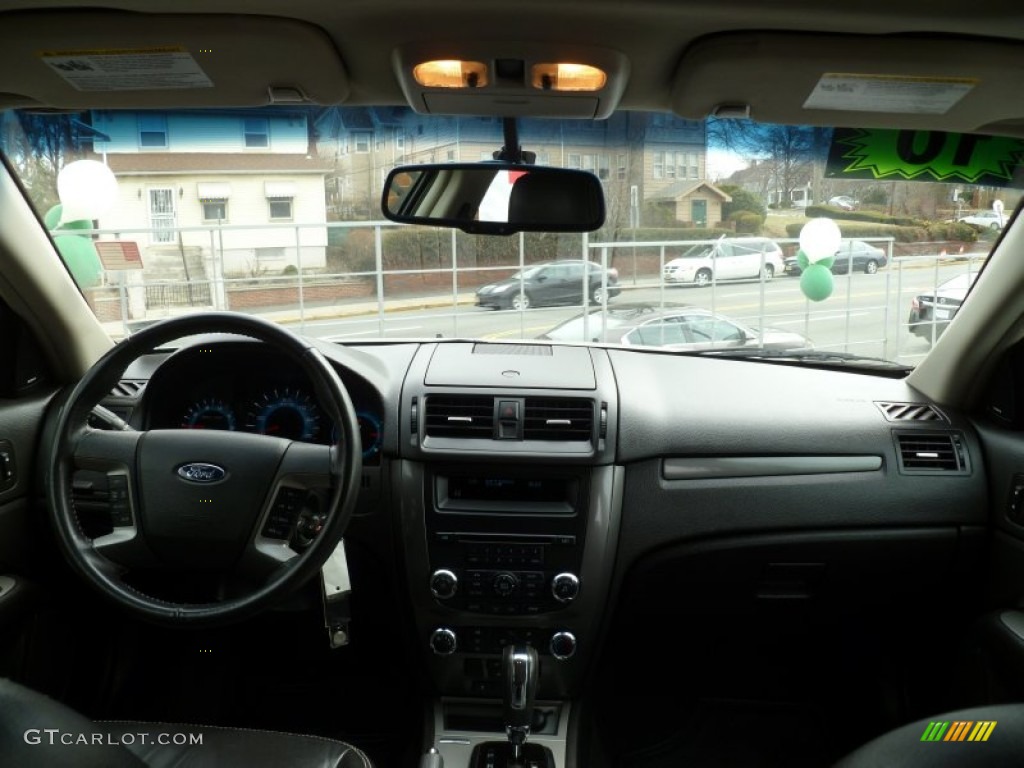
(826, 128), (1024, 187)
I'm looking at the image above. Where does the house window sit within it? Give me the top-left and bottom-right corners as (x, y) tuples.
(567, 153), (582, 170)
(596, 155), (610, 181)
(244, 118), (269, 148)
(202, 201), (227, 221)
(447, 149), (456, 161)
(617, 154), (627, 180)
(687, 152), (699, 180)
(138, 114), (167, 148)
(535, 152), (550, 165)
(480, 151), (493, 161)
(652, 152), (664, 179)
(354, 131), (371, 152)
(268, 198), (293, 220)
(256, 247), (286, 263)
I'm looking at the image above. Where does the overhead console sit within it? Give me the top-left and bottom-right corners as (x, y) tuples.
(394, 342), (622, 702)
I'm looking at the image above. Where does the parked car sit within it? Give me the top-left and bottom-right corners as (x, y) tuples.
(662, 237), (784, 286)
(828, 195), (859, 210)
(958, 210), (1005, 230)
(785, 239), (889, 276)
(908, 272), (979, 340)
(538, 302), (812, 350)
(475, 259), (620, 309)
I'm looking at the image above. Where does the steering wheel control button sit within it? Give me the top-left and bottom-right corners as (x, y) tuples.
(108, 474), (133, 527)
(430, 627), (458, 656)
(551, 572), (580, 603)
(262, 486), (305, 540)
(550, 631), (577, 660)
(492, 571), (519, 598)
(430, 569), (459, 599)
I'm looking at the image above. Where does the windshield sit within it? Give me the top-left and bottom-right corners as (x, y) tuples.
(0, 107), (1012, 367)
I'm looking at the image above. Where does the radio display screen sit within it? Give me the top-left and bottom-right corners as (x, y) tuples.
(436, 474), (578, 514)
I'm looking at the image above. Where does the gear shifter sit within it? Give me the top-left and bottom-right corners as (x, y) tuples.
(503, 644), (538, 764)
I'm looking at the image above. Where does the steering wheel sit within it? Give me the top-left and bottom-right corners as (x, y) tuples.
(46, 313), (362, 626)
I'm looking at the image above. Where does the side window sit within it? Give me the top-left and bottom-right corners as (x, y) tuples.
(683, 316), (747, 343)
(564, 263), (585, 279)
(627, 322), (687, 346)
(717, 244), (734, 258)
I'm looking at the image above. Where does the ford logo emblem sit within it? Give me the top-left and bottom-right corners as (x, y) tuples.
(176, 462), (226, 483)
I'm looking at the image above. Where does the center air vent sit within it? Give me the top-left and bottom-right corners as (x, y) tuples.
(876, 401), (946, 422)
(424, 395), (494, 438)
(523, 398), (594, 441)
(894, 431), (969, 474)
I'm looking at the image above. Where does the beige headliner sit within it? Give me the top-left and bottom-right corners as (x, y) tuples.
(0, 2), (1021, 132)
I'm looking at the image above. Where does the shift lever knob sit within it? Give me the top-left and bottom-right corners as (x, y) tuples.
(503, 644), (538, 762)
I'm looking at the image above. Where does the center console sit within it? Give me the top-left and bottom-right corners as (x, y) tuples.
(395, 342), (623, 767)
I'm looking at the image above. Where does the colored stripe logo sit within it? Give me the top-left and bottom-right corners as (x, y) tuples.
(920, 721), (997, 742)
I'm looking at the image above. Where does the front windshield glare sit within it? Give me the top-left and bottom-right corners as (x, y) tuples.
(0, 107), (1012, 367)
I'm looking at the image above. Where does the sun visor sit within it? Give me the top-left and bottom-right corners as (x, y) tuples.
(672, 33), (1024, 135)
(0, 11), (348, 109)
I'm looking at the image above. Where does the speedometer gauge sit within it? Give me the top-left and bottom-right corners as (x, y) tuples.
(181, 399), (236, 431)
(246, 388), (321, 441)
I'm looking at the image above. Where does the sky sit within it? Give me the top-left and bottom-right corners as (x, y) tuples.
(705, 147), (748, 182)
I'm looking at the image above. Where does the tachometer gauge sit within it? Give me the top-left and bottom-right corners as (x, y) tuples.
(181, 399), (236, 431)
(357, 411), (383, 460)
(246, 388), (321, 441)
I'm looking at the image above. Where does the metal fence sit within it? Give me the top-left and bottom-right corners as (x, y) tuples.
(61, 219), (989, 364)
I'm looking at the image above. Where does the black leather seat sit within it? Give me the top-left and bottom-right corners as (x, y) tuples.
(835, 704), (1024, 767)
(0, 678), (373, 768)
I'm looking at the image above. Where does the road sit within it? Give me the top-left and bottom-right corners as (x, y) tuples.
(284, 259), (981, 365)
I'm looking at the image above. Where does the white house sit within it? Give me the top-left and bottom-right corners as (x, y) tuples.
(90, 110), (330, 278)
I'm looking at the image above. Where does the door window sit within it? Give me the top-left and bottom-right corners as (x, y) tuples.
(148, 188), (176, 244)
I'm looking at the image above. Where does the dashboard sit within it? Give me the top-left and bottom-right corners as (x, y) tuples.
(141, 341), (384, 463)
(98, 334), (993, 759)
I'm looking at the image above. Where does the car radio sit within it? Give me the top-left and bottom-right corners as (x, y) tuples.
(424, 468), (587, 616)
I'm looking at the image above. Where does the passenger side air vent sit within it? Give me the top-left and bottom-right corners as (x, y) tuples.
(523, 398), (594, 441)
(876, 401), (946, 423)
(111, 379), (147, 398)
(894, 431), (969, 474)
(424, 395), (494, 438)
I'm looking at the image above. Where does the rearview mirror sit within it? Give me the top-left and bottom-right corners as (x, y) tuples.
(381, 163), (606, 235)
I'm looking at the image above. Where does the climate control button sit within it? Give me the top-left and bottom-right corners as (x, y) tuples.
(430, 628), (458, 656)
(550, 631), (577, 660)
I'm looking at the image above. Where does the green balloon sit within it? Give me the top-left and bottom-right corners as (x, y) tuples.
(796, 250), (810, 270)
(817, 254), (836, 269)
(53, 234), (102, 288)
(45, 203), (93, 231)
(43, 204), (62, 229)
(800, 263), (834, 302)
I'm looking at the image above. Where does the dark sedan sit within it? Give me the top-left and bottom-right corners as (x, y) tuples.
(475, 259), (620, 310)
(785, 239), (889, 276)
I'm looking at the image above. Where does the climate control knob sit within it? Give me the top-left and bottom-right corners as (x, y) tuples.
(492, 571), (519, 598)
(430, 569), (458, 600)
(429, 628), (458, 656)
(551, 572), (580, 603)
(550, 631), (577, 660)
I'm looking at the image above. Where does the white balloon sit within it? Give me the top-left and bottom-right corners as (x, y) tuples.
(57, 160), (119, 223)
(799, 217), (842, 262)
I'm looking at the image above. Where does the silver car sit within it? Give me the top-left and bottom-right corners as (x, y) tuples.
(538, 303), (812, 351)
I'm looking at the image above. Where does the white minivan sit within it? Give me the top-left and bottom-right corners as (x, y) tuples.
(663, 237), (785, 287)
